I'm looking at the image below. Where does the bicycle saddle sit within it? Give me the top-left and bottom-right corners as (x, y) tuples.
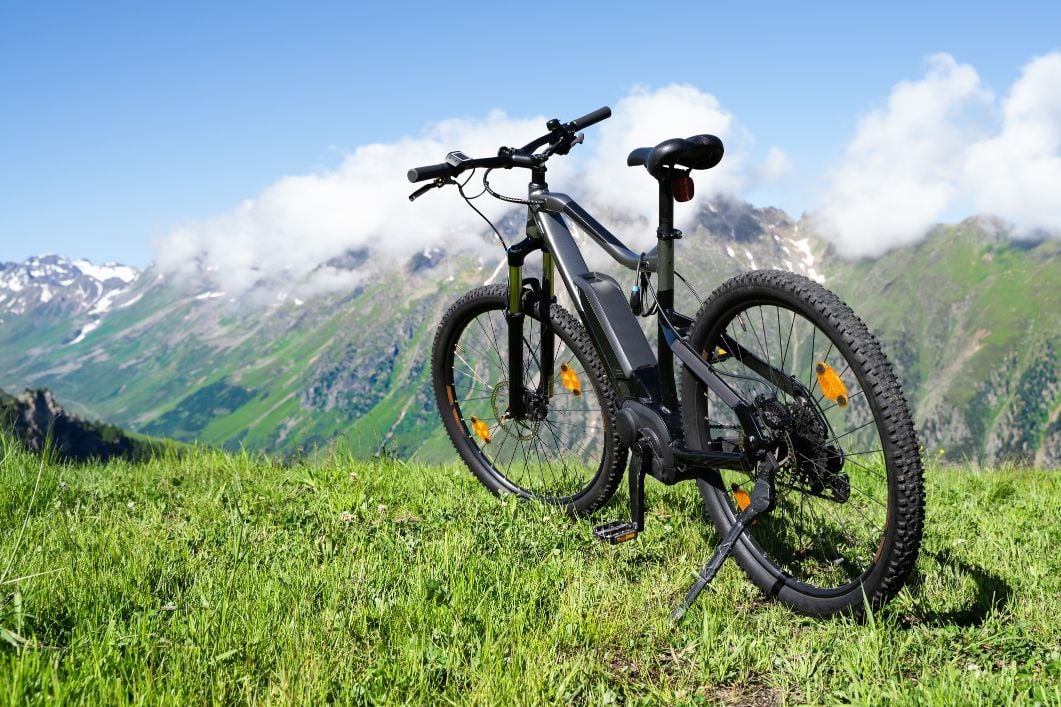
(627, 134), (724, 177)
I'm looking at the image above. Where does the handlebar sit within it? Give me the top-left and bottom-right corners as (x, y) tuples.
(407, 106), (611, 183)
(406, 153), (522, 184)
(569, 106), (611, 131)
(406, 162), (455, 183)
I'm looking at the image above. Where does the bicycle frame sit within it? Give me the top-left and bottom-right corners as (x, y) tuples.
(503, 165), (788, 477)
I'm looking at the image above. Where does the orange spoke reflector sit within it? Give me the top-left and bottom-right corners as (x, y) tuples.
(559, 363), (582, 397)
(469, 415), (492, 444)
(715, 346), (728, 356)
(815, 361), (849, 407)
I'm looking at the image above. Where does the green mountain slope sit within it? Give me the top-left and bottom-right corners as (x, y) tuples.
(826, 218), (1061, 465)
(0, 254), (491, 458)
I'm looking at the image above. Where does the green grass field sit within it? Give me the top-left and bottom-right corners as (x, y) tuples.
(1, 437), (1059, 705)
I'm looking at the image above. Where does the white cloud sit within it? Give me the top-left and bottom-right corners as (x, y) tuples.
(815, 52), (1061, 257)
(963, 53), (1061, 231)
(757, 146), (794, 183)
(155, 85), (785, 294)
(155, 111), (561, 296)
(813, 54), (993, 257)
(580, 84), (751, 246)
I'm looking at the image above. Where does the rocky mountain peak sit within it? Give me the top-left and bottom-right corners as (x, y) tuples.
(0, 387), (154, 461)
(0, 254), (141, 320)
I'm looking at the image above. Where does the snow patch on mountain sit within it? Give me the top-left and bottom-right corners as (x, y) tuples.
(118, 291), (145, 309)
(68, 320), (101, 345)
(89, 288), (125, 315)
(0, 269), (25, 292)
(790, 237), (825, 282)
(73, 259), (139, 284)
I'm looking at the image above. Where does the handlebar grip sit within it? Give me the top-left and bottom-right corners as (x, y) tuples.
(407, 162), (454, 183)
(569, 106), (611, 131)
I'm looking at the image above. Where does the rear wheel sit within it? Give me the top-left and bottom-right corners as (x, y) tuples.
(432, 285), (626, 515)
(681, 270), (924, 616)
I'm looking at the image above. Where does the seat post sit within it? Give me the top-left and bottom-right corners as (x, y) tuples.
(656, 177), (679, 411)
(656, 178), (676, 291)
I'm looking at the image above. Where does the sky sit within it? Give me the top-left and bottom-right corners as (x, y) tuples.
(1, 1), (1059, 270)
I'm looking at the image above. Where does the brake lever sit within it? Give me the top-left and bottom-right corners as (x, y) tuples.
(553, 132), (585, 156)
(408, 177), (454, 202)
(408, 183), (435, 202)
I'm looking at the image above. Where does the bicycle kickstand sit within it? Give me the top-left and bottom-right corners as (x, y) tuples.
(672, 455), (778, 621)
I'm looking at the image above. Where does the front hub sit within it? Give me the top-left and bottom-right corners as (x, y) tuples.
(491, 381), (543, 440)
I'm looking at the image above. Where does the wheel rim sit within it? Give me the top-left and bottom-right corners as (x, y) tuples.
(443, 303), (609, 503)
(697, 300), (892, 593)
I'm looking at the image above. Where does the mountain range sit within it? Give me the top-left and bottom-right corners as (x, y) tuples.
(1, 199), (1057, 466)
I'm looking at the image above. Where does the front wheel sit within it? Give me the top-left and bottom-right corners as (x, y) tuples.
(681, 270), (925, 616)
(432, 285), (626, 516)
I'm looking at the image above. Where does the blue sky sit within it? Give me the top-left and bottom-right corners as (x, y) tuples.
(1, 1), (1059, 266)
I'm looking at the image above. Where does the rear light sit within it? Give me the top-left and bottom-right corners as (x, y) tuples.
(672, 174), (694, 202)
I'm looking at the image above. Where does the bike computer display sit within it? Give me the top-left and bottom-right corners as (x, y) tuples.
(445, 151), (472, 167)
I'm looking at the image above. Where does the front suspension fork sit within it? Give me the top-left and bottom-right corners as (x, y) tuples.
(505, 238), (549, 420)
(506, 258), (525, 419)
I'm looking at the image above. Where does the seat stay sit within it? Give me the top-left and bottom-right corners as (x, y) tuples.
(715, 333), (813, 400)
(659, 311), (765, 442)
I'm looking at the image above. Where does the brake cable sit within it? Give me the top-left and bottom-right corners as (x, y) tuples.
(674, 269), (704, 307)
(456, 169), (509, 251)
(442, 134), (579, 254)
(632, 258), (659, 317)
(482, 168), (545, 206)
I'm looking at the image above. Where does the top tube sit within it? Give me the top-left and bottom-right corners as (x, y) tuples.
(532, 189), (657, 272)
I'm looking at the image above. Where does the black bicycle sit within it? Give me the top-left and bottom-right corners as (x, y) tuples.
(408, 107), (924, 619)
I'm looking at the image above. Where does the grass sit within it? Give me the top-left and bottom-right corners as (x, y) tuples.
(1, 437), (1059, 705)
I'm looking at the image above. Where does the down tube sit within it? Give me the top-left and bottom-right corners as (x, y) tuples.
(532, 209), (658, 400)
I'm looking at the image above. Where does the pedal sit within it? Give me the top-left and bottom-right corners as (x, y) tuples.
(593, 520), (639, 544)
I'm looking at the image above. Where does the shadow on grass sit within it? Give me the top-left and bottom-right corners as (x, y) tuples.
(905, 549), (1012, 628)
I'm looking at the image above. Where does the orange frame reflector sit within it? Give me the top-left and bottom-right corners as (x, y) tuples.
(733, 485), (752, 512)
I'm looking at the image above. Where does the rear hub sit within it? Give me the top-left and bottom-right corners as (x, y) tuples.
(753, 394), (849, 503)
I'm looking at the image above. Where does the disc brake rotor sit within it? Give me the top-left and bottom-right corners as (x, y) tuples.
(490, 381), (541, 441)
